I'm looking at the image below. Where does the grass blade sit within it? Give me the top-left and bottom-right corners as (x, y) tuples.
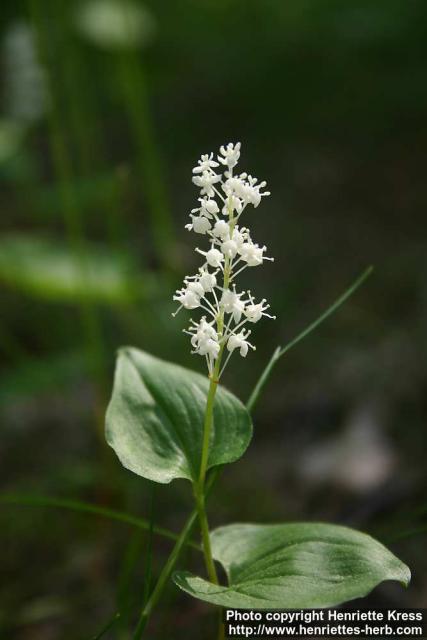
(90, 612), (121, 639)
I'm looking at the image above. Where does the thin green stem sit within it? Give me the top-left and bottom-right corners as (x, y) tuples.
(198, 376), (220, 489)
(194, 488), (219, 584)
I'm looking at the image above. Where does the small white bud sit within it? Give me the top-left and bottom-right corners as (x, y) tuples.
(212, 219), (230, 239)
(203, 199), (220, 215)
(205, 248), (224, 268)
(189, 215), (211, 234)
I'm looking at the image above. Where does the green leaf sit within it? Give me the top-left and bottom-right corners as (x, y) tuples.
(174, 522), (411, 609)
(105, 348), (252, 484)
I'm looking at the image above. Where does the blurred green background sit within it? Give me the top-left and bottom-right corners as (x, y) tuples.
(1, 0), (426, 637)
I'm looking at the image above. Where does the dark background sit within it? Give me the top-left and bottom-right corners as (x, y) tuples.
(1, 0), (426, 637)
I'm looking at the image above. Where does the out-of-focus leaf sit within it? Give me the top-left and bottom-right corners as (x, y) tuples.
(0, 234), (136, 303)
(75, 0), (156, 50)
(174, 522), (411, 609)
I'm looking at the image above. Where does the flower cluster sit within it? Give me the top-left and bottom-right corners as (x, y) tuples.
(173, 142), (275, 378)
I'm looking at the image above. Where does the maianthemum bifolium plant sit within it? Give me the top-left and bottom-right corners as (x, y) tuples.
(106, 142), (411, 639)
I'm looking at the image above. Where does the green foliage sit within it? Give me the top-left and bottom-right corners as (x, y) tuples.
(174, 522), (410, 609)
(0, 234), (135, 304)
(105, 348), (252, 484)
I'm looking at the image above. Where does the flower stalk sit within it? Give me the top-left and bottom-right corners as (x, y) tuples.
(171, 142), (275, 629)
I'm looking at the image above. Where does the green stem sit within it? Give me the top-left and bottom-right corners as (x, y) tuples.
(199, 375), (220, 489)
(194, 488), (219, 584)
(195, 354), (223, 584)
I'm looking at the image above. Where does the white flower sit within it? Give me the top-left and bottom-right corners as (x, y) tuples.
(227, 195), (243, 214)
(195, 246), (224, 268)
(192, 153), (219, 174)
(198, 337), (220, 359)
(174, 142), (275, 375)
(239, 241), (272, 267)
(185, 214), (212, 234)
(243, 175), (270, 207)
(187, 317), (220, 361)
(218, 142), (241, 169)
(231, 226), (246, 247)
(212, 219), (230, 240)
(221, 288), (246, 323)
(198, 269), (217, 292)
(227, 330), (255, 357)
(191, 198), (220, 220)
(201, 198), (220, 216)
(223, 176), (246, 200)
(221, 239), (239, 259)
(223, 173), (270, 208)
(244, 298), (276, 323)
(187, 281), (205, 297)
(192, 170), (221, 197)
(173, 287), (201, 310)
(189, 316), (217, 345)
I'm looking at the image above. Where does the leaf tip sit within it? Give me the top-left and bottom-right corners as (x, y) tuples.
(400, 563), (411, 588)
(172, 570), (190, 590)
